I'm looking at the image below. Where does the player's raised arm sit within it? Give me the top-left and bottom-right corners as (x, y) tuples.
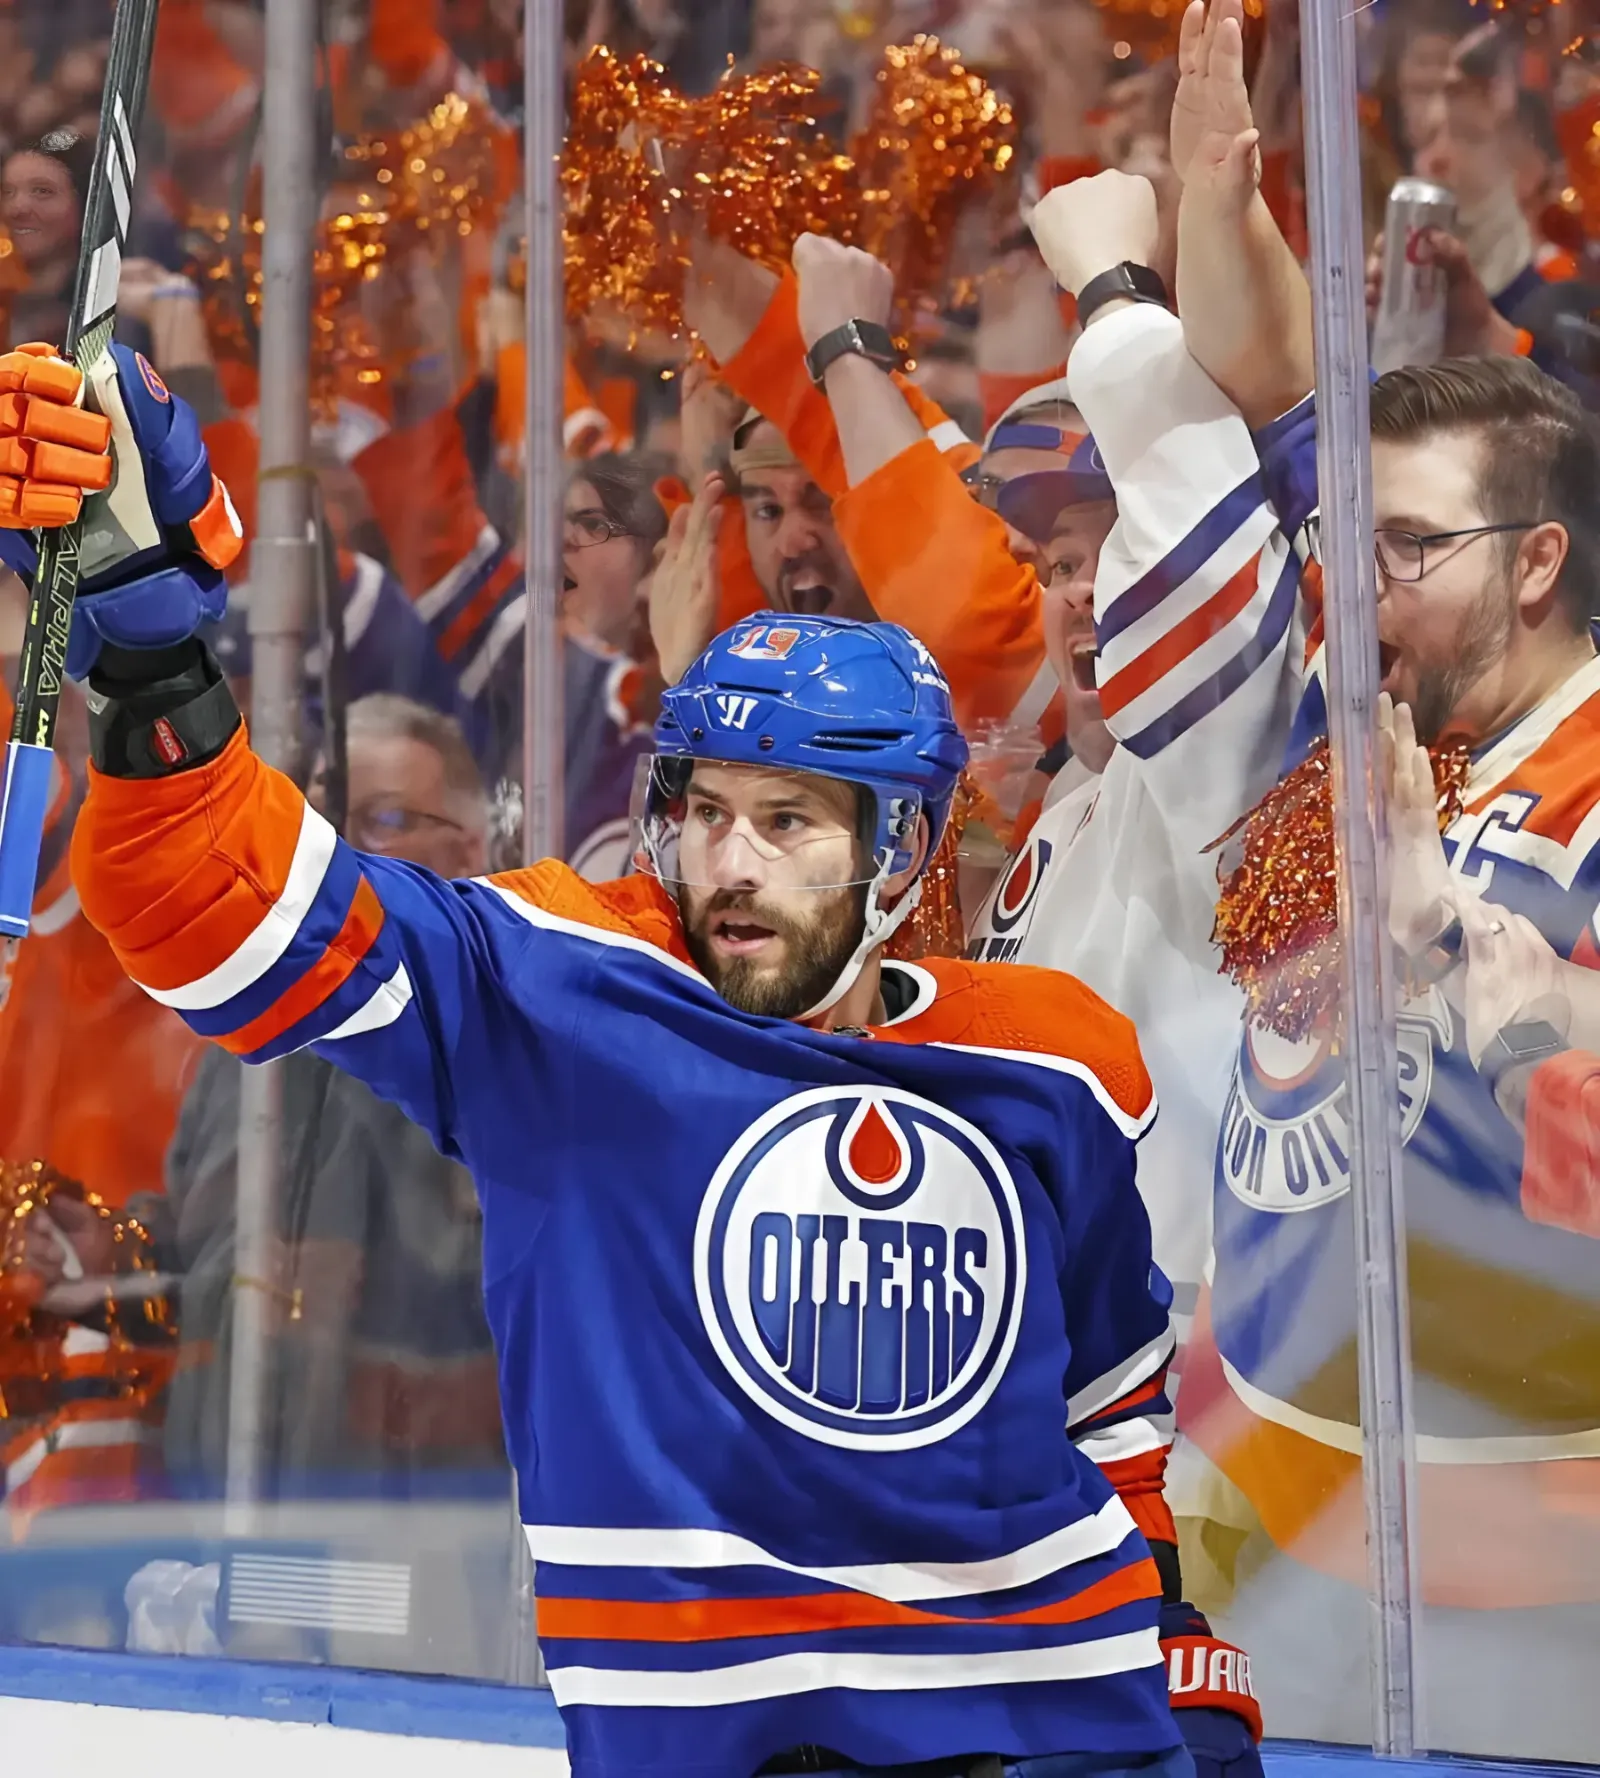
(783, 232), (1047, 733)
(7, 346), (564, 1183)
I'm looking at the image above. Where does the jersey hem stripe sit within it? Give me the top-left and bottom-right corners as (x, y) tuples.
(544, 1627), (1162, 1708)
(525, 1494), (1138, 1604)
(1219, 1354), (1600, 1462)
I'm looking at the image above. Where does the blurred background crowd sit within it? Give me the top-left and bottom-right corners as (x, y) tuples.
(1, 0), (1599, 1760)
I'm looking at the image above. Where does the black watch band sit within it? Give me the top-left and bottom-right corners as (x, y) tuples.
(1479, 1019), (1567, 1099)
(804, 319), (899, 388)
(1075, 261), (1168, 329)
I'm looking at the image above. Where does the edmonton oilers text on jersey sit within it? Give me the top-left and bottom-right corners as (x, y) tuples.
(695, 1088), (1027, 1450)
(1218, 998), (1447, 1212)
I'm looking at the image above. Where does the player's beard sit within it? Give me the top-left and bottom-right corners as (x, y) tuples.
(1411, 570), (1517, 745)
(680, 882), (870, 1019)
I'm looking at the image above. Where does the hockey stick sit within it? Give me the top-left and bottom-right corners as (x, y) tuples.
(0, 0), (162, 937)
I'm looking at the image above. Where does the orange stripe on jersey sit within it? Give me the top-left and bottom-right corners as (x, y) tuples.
(217, 875), (384, 1055)
(538, 1558), (1159, 1644)
(72, 732), (300, 992)
(1464, 678), (1600, 848)
(1090, 1372), (1168, 1421)
(1573, 924), (1600, 971)
(1097, 1448), (1176, 1547)
(492, 859), (697, 968)
(1099, 558), (1260, 720)
(437, 552), (519, 662)
(878, 954), (1155, 1128)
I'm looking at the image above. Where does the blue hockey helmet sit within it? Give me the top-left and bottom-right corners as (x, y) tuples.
(645, 614), (968, 1011)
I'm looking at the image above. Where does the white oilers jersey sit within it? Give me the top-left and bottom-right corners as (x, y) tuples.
(966, 756), (1240, 1328)
(970, 306), (1311, 1353)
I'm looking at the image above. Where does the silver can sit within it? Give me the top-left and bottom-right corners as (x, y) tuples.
(1370, 177), (1457, 375)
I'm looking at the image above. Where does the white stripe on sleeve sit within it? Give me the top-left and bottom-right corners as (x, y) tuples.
(135, 804), (338, 1011)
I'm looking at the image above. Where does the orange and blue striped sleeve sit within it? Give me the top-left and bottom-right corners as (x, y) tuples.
(69, 729), (564, 1168)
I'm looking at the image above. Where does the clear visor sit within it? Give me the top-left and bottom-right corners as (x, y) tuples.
(632, 754), (885, 893)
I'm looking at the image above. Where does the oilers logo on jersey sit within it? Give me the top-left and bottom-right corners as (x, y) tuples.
(1218, 993), (1452, 1211)
(694, 1087), (1026, 1450)
(968, 836), (1054, 963)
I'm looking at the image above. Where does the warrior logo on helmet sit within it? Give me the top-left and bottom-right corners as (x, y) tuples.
(695, 1087), (1026, 1449)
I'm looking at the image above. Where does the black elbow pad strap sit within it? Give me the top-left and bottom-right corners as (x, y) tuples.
(1151, 1536), (1183, 1606)
(86, 639), (242, 778)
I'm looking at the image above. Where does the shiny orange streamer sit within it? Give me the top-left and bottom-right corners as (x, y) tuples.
(885, 772), (976, 963)
(562, 37), (1014, 338)
(190, 91), (509, 411)
(1209, 741), (1471, 1042)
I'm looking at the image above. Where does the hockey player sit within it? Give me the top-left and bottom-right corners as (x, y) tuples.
(4, 347), (1263, 1776)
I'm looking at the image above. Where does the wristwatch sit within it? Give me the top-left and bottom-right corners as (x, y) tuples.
(1479, 1018), (1567, 1101)
(804, 319), (899, 388)
(1075, 261), (1169, 329)
(1408, 914), (1464, 986)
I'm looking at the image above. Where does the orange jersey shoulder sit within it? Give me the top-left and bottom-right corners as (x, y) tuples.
(1468, 675), (1600, 852)
(486, 861), (697, 968)
(880, 955), (1155, 1129)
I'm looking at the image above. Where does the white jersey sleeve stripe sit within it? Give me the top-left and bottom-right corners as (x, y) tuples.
(317, 962), (414, 1044)
(415, 523), (502, 621)
(1071, 1417), (1174, 1465)
(925, 417), (971, 454)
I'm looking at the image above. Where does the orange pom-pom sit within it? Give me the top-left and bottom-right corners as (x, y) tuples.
(1209, 740), (1470, 1042)
(851, 37), (1015, 327)
(188, 91), (510, 413)
(562, 38), (1014, 341)
(0, 1159), (175, 1422)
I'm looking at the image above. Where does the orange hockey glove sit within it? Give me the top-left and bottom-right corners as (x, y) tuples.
(0, 343), (114, 528)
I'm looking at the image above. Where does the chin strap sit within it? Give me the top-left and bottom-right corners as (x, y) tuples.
(797, 855), (924, 1024)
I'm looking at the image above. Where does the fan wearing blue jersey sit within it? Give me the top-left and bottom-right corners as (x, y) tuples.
(2, 344), (1258, 1778)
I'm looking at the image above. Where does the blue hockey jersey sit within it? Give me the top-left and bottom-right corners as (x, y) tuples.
(72, 730), (1181, 1778)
